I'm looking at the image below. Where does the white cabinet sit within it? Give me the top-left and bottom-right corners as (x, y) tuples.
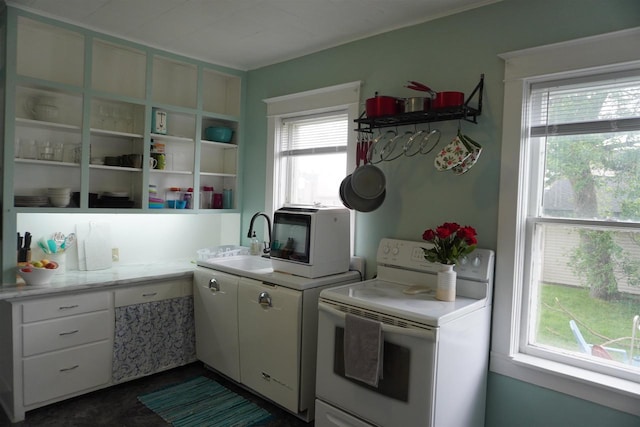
(193, 268), (241, 381)
(3, 10), (245, 281)
(112, 278), (195, 383)
(0, 290), (114, 422)
(7, 14), (243, 213)
(238, 278), (302, 413)
(193, 266), (357, 421)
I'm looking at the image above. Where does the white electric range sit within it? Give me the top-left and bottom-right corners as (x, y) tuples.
(315, 238), (495, 427)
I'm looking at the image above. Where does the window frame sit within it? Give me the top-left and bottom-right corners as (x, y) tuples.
(263, 81), (361, 251)
(276, 110), (349, 207)
(492, 28), (640, 416)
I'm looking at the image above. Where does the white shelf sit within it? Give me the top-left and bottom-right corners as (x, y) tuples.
(90, 128), (144, 139)
(15, 158), (80, 168)
(89, 164), (143, 172)
(16, 118), (81, 132)
(150, 133), (194, 143)
(201, 140), (238, 149)
(150, 169), (193, 175)
(200, 172), (236, 178)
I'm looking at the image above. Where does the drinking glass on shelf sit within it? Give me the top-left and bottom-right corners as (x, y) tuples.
(53, 143), (64, 162)
(19, 139), (37, 159)
(37, 140), (54, 161)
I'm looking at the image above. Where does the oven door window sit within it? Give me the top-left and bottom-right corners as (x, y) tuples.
(271, 213), (311, 262)
(333, 327), (411, 402)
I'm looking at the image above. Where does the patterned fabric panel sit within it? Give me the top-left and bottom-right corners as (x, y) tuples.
(113, 296), (196, 383)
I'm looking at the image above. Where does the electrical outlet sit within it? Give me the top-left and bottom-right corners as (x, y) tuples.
(112, 248), (119, 262)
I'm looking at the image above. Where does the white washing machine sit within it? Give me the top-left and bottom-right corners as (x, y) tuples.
(315, 238), (495, 427)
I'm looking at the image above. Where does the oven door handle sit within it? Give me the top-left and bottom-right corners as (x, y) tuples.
(318, 301), (436, 340)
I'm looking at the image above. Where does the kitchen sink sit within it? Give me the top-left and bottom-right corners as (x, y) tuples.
(201, 255), (274, 274)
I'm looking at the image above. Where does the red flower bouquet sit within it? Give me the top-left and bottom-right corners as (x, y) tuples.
(422, 222), (477, 265)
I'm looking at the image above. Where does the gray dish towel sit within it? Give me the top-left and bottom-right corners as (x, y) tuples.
(344, 313), (383, 387)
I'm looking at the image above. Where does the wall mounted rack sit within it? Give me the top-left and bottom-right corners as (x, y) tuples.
(355, 74), (484, 133)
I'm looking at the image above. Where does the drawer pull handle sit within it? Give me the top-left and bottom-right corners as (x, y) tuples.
(59, 330), (79, 336)
(142, 292), (158, 297)
(208, 279), (220, 292)
(59, 305), (79, 310)
(60, 365), (79, 372)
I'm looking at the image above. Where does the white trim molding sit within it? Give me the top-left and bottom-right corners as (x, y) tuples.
(262, 82), (361, 252)
(492, 27), (640, 416)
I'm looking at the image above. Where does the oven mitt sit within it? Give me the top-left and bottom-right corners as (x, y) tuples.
(452, 134), (482, 175)
(434, 134), (471, 171)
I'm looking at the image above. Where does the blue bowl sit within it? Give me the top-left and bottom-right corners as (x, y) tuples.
(205, 126), (233, 143)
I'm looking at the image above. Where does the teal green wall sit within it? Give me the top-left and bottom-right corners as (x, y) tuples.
(486, 374), (640, 427)
(242, 0), (640, 425)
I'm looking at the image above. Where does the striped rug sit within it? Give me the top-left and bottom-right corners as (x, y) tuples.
(138, 376), (274, 427)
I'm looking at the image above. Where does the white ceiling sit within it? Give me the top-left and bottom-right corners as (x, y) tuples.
(6, 0), (498, 70)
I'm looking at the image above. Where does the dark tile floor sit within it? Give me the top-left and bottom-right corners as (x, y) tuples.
(0, 362), (312, 426)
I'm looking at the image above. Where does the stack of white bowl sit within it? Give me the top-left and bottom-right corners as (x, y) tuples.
(48, 188), (71, 207)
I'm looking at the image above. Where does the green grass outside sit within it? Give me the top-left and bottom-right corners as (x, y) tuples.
(537, 284), (640, 356)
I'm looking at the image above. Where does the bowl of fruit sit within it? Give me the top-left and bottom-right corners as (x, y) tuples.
(17, 259), (58, 285)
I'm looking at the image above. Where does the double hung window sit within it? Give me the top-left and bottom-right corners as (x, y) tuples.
(493, 29), (640, 415)
(275, 112), (348, 208)
(264, 81), (360, 215)
(523, 72), (640, 376)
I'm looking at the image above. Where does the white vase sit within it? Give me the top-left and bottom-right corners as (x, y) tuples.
(436, 263), (456, 302)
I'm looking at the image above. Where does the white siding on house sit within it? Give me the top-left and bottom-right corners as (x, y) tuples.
(541, 226), (640, 294)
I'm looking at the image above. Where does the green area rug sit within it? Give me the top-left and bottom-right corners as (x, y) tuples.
(138, 376), (273, 427)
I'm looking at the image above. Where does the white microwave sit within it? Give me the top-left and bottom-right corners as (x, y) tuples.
(270, 206), (350, 278)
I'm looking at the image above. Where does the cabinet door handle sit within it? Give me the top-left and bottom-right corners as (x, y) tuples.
(208, 279), (220, 292)
(58, 305), (79, 310)
(258, 291), (272, 307)
(60, 365), (79, 372)
(59, 330), (79, 336)
(142, 292), (157, 297)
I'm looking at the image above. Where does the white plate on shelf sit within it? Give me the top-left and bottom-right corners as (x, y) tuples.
(103, 191), (129, 197)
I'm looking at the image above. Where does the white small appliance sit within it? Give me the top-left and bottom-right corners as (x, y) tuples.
(270, 206), (350, 278)
(315, 238), (495, 427)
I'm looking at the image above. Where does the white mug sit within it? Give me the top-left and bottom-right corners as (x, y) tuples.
(149, 157), (158, 169)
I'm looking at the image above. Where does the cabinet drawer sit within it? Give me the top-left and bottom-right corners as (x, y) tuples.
(23, 340), (111, 406)
(114, 278), (192, 307)
(22, 292), (111, 323)
(22, 310), (112, 357)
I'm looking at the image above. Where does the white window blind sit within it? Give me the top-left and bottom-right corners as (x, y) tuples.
(530, 71), (640, 137)
(276, 111), (348, 207)
(280, 112), (348, 155)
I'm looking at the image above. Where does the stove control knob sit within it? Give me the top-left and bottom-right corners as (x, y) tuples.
(459, 255), (468, 265)
(391, 246), (399, 255)
(472, 256), (481, 267)
(383, 245), (390, 254)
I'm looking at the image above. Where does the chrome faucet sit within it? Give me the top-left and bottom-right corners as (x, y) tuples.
(247, 212), (272, 255)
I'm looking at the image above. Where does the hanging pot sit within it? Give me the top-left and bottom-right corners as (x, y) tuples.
(366, 92), (402, 118)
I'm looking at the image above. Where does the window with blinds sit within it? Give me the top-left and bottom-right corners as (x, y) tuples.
(521, 70), (640, 380)
(275, 111), (348, 207)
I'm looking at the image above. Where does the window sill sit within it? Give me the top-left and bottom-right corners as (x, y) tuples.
(490, 351), (640, 416)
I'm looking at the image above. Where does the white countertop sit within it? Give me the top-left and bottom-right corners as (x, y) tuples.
(0, 260), (196, 300)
